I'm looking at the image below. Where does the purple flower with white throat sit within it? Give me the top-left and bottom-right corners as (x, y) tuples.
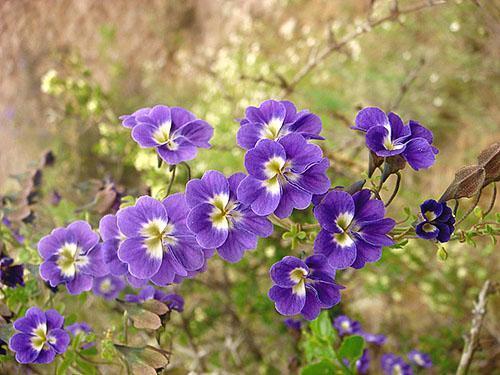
(353, 107), (438, 170)
(38, 221), (107, 295)
(130, 105), (213, 165)
(408, 350), (432, 368)
(92, 275), (125, 300)
(237, 99), (323, 149)
(381, 354), (413, 375)
(117, 194), (205, 286)
(268, 255), (343, 321)
(66, 322), (94, 350)
(9, 307), (70, 364)
(186, 171), (273, 262)
(415, 199), (455, 243)
(333, 315), (362, 336)
(238, 134), (330, 218)
(314, 189), (395, 269)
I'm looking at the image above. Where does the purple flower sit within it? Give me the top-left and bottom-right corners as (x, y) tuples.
(125, 286), (184, 312)
(268, 255), (343, 321)
(9, 307), (70, 364)
(314, 189), (395, 269)
(381, 354), (413, 375)
(92, 275), (125, 300)
(119, 107), (151, 128)
(186, 171), (273, 262)
(333, 315), (362, 336)
(38, 221), (107, 295)
(116, 194), (205, 286)
(284, 318), (302, 331)
(0, 252), (24, 288)
(361, 332), (386, 346)
(344, 349), (370, 374)
(415, 199), (455, 243)
(66, 322), (94, 350)
(238, 134), (330, 218)
(408, 350), (432, 368)
(129, 105), (213, 165)
(237, 99), (323, 150)
(353, 107), (438, 170)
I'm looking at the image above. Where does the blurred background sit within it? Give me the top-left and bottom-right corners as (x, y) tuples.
(0, 0), (499, 373)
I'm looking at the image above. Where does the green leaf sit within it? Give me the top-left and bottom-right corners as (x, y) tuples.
(301, 359), (336, 375)
(338, 335), (365, 363)
(310, 311), (335, 341)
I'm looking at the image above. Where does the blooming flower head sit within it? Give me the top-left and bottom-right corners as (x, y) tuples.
(381, 354), (413, 375)
(9, 307), (70, 364)
(119, 107), (151, 128)
(125, 286), (184, 312)
(415, 199), (455, 243)
(116, 194), (205, 286)
(38, 221), (107, 294)
(314, 189), (395, 269)
(408, 350), (432, 368)
(343, 349), (370, 374)
(129, 105), (213, 165)
(0, 252), (24, 288)
(92, 275), (125, 300)
(238, 134), (330, 218)
(66, 322), (94, 350)
(333, 315), (362, 336)
(237, 99), (323, 150)
(186, 171), (273, 262)
(268, 255), (343, 320)
(353, 107), (438, 170)
(284, 318), (302, 331)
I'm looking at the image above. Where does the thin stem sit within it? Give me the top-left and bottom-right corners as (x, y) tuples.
(165, 165), (177, 198)
(456, 280), (496, 375)
(456, 189), (482, 226)
(269, 214), (293, 231)
(385, 172), (401, 207)
(483, 183), (497, 217)
(180, 162), (191, 181)
(122, 311), (128, 344)
(453, 199), (460, 216)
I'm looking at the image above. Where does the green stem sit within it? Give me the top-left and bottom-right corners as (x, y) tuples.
(165, 165), (177, 198)
(269, 214), (293, 230)
(385, 172), (401, 207)
(180, 162), (191, 181)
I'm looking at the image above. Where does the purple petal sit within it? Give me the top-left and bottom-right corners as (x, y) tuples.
(131, 124), (161, 147)
(39, 260), (64, 286)
(228, 172), (246, 200)
(117, 196), (167, 237)
(187, 203), (228, 248)
(235, 208), (273, 237)
(33, 347), (56, 364)
(216, 229), (256, 263)
(237, 176), (281, 216)
(288, 112), (322, 137)
(352, 191), (385, 223)
(237, 123), (265, 150)
(274, 182), (311, 219)
(314, 229), (357, 269)
(156, 139), (198, 164)
(351, 237), (383, 269)
(13, 307), (46, 334)
(66, 273), (93, 295)
(99, 214), (119, 241)
(38, 228), (69, 259)
(268, 285), (306, 316)
(300, 286), (322, 320)
(311, 281), (341, 308)
(162, 192), (190, 227)
(366, 126), (405, 157)
(409, 120), (433, 144)
(278, 133), (323, 173)
(148, 105), (172, 125)
(80, 244), (108, 277)
(293, 158), (330, 194)
(169, 237), (205, 271)
(103, 239), (128, 276)
(358, 218), (395, 246)
(388, 112), (410, 140)
(171, 107), (196, 129)
(176, 120), (213, 148)
(185, 170), (230, 207)
(117, 237), (162, 279)
(45, 309), (64, 330)
(150, 257), (176, 286)
(402, 137), (436, 170)
(353, 107), (388, 132)
(67, 221), (99, 253)
(47, 328), (70, 353)
(9, 333), (40, 363)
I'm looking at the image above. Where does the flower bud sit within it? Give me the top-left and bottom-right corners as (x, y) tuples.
(477, 142), (500, 186)
(439, 165), (485, 202)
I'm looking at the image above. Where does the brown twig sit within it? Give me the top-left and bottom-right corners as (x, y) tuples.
(280, 0), (447, 96)
(389, 57), (426, 110)
(456, 280), (497, 375)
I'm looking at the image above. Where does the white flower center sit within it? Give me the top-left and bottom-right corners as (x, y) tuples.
(140, 219), (175, 259)
(153, 121), (178, 150)
(261, 118), (284, 140)
(31, 323), (55, 351)
(57, 243), (88, 277)
(290, 267), (308, 296)
(209, 193), (240, 230)
(341, 321), (351, 331)
(99, 278), (113, 293)
(334, 212), (355, 247)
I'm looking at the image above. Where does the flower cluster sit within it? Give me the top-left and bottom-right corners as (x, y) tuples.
(333, 315), (386, 345)
(121, 105), (213, 165)
(415, 199), (455, 243)
(382, 354), (413, 375)
(352, 107), (438, 171)
(9, 307), (70, 364)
